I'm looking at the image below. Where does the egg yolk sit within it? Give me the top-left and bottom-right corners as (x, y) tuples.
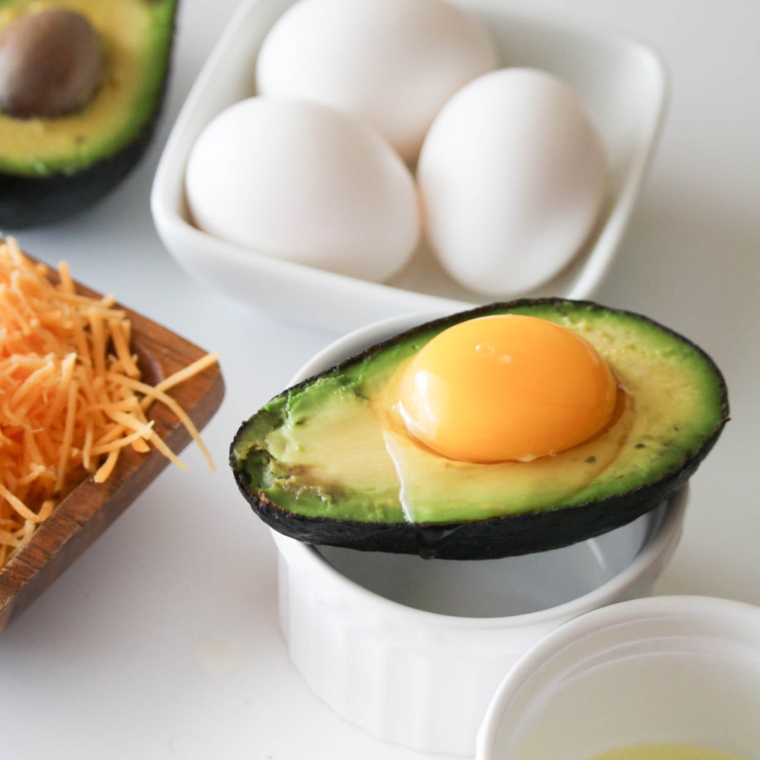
(398, 315), (618, 463)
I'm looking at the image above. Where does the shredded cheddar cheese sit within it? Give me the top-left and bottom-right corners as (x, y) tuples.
(0, 237), (218, 569)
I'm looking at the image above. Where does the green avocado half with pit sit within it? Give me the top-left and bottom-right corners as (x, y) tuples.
(230, 300), (728, 560)
(0, 0), (178, 227)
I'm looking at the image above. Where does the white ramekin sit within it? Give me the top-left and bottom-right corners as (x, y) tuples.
(272, 313), (689, 755)
(477, 596), (760, 760)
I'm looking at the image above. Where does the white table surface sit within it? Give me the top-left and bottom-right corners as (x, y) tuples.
(1, 1), (758, 757)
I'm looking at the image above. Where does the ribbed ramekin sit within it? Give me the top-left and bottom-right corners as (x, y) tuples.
(271, 313), (688, 755)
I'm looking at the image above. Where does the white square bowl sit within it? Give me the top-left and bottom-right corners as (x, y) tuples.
(151, 0), (668, 334)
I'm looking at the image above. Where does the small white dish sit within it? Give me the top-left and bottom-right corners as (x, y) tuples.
(271, 313), (688, 755)
(477, 596), (760, 760)
(151, 0), (668, 334)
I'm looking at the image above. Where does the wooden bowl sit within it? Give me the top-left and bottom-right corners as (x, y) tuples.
(0, 266), (225, 633)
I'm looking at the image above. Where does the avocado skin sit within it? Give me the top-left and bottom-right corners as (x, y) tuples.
(234, 434), (714, 559)
(0, 118), (157, 227)
(231, 299), (729, 560)
(0, 5), (177, 229)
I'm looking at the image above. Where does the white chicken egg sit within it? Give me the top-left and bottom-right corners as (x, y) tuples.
(256, 0), (498, 162)
(185, 98), (420, 282)
(418, 68), (609, 296)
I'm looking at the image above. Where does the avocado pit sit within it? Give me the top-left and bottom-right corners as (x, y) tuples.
(0, 8), (103, 119)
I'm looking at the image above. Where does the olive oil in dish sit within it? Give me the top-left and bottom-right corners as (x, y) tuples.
(588, 745), (746, 760)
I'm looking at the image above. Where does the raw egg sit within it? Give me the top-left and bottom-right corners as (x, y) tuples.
(398, 315), (618, 463)
(418, 68), (608, 296)
(256, 0), (498, 162)
(185, 97), (420, 282)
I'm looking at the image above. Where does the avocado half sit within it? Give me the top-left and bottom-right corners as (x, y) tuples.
(0, 0), (178, 227)
(231, 300), (729, 560)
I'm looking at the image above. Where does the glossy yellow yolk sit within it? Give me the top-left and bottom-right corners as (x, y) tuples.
(398, 315), (618, 463)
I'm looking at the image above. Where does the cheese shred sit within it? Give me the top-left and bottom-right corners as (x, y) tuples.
(0, 238), (218, 569)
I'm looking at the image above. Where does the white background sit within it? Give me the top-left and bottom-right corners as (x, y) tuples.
(0, 0), (758, 758)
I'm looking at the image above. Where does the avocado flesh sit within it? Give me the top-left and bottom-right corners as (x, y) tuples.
(231, 300), (728, 559)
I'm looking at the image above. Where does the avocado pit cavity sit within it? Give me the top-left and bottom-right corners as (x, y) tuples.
(0, 8), (103, 119)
